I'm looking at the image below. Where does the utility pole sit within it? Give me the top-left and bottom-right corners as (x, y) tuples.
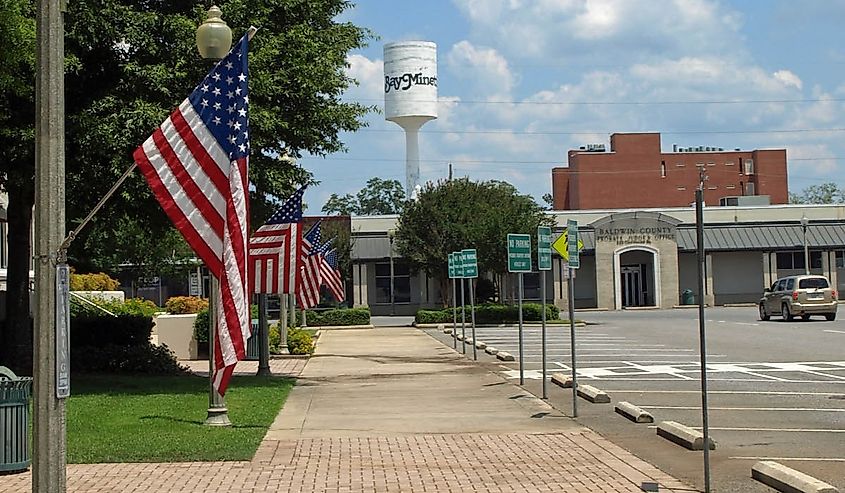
(696, 166), (712, 493)
(33, 0), (67, 490)
(448, 162), (453, 180)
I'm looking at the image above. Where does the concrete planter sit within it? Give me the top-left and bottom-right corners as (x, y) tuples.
(152, 314), (199, 360)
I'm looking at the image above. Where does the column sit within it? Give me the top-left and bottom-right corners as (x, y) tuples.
(704, 254), (715, 307)
(352, 263), (368, 307)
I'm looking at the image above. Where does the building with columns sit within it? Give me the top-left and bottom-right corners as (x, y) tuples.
(349, 204), (845, 315)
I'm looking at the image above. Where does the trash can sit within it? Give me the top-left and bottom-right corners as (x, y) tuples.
(0, 366), (33, 473)
(682, 289), (695, 305)
(245, 319), (260, 360)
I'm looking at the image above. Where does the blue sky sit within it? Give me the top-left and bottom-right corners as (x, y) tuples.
(299, 0), (845, 212)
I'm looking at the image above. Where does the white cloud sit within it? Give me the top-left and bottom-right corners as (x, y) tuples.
(773, 70), (803, 90)
(447, 41), (516, 98)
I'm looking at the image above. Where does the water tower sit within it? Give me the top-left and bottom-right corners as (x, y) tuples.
(383, 41), (438, 198)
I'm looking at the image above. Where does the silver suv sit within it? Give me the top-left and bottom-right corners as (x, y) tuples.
(759, 275), (838, 321)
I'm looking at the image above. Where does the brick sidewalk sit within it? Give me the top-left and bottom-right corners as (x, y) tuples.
(180, 358), (307, 377)
(1, 431), (691, 492)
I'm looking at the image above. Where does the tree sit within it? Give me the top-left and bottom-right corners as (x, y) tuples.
(395, 178), (551, 306)
(789, 182), (845, 204)
(0, 0), (375, 372)
(322, 177), (406, 215)
(541, 192), (554, 210)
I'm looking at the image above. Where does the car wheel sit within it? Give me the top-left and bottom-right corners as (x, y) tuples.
(801, 314), (811, 321)
(782, 304), (793, 321)
(759, 303), (770, 321)
(825, 313), (836, 321)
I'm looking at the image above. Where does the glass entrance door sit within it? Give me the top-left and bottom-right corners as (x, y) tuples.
(621, 265), (644, 307)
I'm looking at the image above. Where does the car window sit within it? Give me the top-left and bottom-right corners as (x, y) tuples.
(786, 278), (795, 290)
(769, 282), (778, 291)
(799, 278), (829, 289)
(775, 279), (786, 291)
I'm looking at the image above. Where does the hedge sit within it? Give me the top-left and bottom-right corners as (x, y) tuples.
(306, 307), (370, 326)
(70, 313), (184, 374)
(164, 296), (208, 314)
(415, 303), (559, 324)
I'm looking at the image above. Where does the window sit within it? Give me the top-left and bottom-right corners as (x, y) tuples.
(775, 279), (786, 291)
(676, 162), (685, 167)
(746, 182), (756, 195)
(744, 159), (755, 175)
(776, 251), (819, 270)
(676, 186), (686, 191)
(707, 161), (716, 167)
(660, 161), (666, 178)
(725, 161), (735, 167)
(707, 186), (717, 190)
(726, 184), (736, 190)
(799, 277), (829, 289)
(374, 262), (411, 304)
(836, 251), (845, 269)
(786, 278), (795, 290)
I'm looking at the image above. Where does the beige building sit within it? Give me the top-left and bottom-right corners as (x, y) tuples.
(349, 204), (845, 315)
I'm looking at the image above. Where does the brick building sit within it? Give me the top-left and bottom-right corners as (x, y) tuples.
(552, 133), (788, 210)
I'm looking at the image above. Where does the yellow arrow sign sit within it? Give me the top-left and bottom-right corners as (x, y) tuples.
(552, 231), (584, 261)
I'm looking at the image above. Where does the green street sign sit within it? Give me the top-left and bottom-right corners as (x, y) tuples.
(448, 253), (456, 279)
(567, 220), (580, 269)
(537, 226), (552, 271)
(461, 249), (478, 278)
(507, 234), (532, 273)
(453, 251), (464, 278)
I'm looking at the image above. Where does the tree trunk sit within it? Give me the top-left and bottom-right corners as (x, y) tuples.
(2, 181), (34, 375)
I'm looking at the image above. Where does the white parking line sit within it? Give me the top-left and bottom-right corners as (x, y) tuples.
(730, 456), (845, 462)
(640, 406), (845, 412)
(824, 329), (845, 334)
(604, 390), (845, 396)
(694, 426), (845, 433)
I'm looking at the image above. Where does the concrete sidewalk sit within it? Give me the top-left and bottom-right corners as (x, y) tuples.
(0, 327), (693, 492)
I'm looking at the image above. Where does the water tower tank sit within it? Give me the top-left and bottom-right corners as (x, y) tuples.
(383, 41), (438, 197)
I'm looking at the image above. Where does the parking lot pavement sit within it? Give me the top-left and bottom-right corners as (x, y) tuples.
(426, 306), (845, 492)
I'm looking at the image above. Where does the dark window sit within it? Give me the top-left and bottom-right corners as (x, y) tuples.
(776, 252), (793, 269)
(374, 261), (411, 304)
(799, 278), (829, 289)
(811, 251), (822, 269)
(837, 251), (845, 269)
(786, 278), (795, 290)
(775, 279), (786, 291)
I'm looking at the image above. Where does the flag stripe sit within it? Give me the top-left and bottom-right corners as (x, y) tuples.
(170, 104), (229, 196)
(151, 126), (226, 235)
(133, 146), (223, 273)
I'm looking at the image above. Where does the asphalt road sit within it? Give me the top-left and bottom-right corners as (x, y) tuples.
(426, 306), (845, 492)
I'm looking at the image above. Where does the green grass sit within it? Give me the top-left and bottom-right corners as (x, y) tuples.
(66, 374), (294, 463)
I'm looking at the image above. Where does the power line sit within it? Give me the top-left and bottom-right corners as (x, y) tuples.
(344, 96), (845, 106)
(302, 156), (845, 166)
(353, 127), (845, 136)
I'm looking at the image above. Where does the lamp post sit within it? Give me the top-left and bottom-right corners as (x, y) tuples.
(801, 215), (810, 275)
(196, 5), (233, 427)
(388, 229), (396, 316)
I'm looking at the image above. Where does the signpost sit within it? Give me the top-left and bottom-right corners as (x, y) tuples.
(552, 222), (583, 416)
(507, 233), (532, 385)
(537, 226), (552, 399)
(56, 265), (70, 399)
(448, 253), (457, 350)
(462, 249), (479, 360)
(454, 251), (467, 354)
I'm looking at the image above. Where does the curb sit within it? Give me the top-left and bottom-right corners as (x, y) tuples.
(752, 461), (839, 493)
(614, 401), (654, 423)
(550, 373), (573, 389)
(657, 421), (716, 451)
(577, 384), (610, 403)
(308, 324), (374, 330)
(496, 351), (515, 361)
(414, 322), (587, 329)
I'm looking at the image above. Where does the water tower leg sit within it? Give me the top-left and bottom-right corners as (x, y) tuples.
(405, 127), (421, 198)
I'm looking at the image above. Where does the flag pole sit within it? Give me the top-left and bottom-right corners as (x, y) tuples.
(205, 275), (231, 426)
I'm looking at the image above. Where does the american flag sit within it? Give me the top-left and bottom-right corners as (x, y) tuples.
(249, 187), (305, 294)
(321, 248), (345, 302)
(296, 221), (322, 309)
(134, 35), (251, 396)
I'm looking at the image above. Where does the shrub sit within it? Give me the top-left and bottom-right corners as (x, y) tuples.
(287, 327), (315, 355)
(306, 307), (370, 326)
(415, 309), (451, 324)
(72, 343), (185, 374)
(268, 323), (281, 353)
(69, 271), (120, 291)
(414, 303), (559, 324)
(165, 296), (208, 314)
(71, 314), (154, 347)
(193, 308), (210, 344)
(70, 296), (159, 318)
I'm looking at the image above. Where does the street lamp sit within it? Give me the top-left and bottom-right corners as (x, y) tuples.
(801, 215), (810, 275)
(388, 229), (396, 316)
(197, 6), (232, 427)
(196, 6), (233, 60)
